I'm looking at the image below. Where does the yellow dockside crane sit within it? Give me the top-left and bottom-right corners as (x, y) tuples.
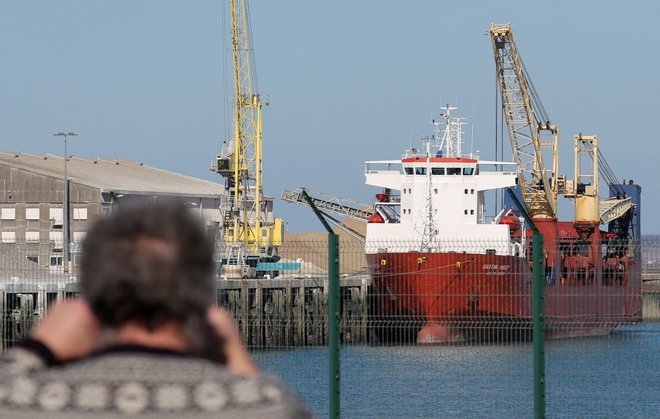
(215, 0), (282, 267)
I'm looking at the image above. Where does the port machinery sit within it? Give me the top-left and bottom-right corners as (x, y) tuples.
(489, 23), (636, 247)
(214, 0), (283, 279)
(281, 188), (372, 241)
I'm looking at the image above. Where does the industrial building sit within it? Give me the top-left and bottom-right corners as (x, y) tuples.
(0, 152), (226, 276)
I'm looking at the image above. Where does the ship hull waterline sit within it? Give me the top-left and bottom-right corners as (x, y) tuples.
(367, 252), (641, 344)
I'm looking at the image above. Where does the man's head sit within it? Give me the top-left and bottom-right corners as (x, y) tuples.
(80, 202), (215, 335)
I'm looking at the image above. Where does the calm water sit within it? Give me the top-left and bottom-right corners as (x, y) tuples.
(253, 322), (660, 418)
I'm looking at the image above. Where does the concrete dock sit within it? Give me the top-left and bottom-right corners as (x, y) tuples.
(2, 269), (659, 349)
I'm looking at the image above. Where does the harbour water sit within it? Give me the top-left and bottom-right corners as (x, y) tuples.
(253, 322), (660, 418)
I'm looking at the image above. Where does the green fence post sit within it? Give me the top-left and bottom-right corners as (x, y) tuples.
(302, 190), (340, 419)
(328, 233), (340, 419)
(507, 189), (545, 418)
(532, 231), (545, 419)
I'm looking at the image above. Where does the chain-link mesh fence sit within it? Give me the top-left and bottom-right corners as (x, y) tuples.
(1, 237), (659, 417)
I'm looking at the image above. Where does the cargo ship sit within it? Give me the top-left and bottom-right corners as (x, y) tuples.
(365, 106), (642, 343)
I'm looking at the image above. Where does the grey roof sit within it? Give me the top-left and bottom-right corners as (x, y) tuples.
(0, 152), (226, 198)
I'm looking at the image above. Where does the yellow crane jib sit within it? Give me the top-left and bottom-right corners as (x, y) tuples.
(215, 0), (283, 257)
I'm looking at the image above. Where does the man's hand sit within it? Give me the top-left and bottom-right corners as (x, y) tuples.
(207, 307), (259, 377)
(31, 298), (101, 363)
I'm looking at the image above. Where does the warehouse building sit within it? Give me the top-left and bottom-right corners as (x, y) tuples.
(0, 152), (226, 275)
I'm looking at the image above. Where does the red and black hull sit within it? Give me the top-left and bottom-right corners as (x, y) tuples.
(367, 250), (642, 344)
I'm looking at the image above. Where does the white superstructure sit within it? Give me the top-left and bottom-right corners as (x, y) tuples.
(364, 106), (519, 255)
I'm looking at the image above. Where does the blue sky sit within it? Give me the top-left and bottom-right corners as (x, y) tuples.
(1, 1), (658, 233)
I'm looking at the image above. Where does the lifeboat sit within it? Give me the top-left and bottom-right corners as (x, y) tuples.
(499, 210), (521, 233)
(368, 213), (385, 223)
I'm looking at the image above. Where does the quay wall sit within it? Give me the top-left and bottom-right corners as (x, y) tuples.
(2, 277), (659, 349)
(643, 282), (660, 321)
(0, 276), (372, 349)
(217, 276), (371, 347)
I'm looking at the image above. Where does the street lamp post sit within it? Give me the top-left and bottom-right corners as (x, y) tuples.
(54, 131), (77, 274)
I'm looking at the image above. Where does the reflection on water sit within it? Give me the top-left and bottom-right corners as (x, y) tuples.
(253, 323), (660, 418)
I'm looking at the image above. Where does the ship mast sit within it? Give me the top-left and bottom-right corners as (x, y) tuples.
(420, 105), (464, 251)
(420, 139), (436, 251)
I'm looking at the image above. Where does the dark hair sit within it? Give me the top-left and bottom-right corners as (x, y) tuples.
(81, 202), (219, 357)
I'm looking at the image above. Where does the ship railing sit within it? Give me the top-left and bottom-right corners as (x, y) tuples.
(364, 160), (402, 174)
(364, 238), (519, 256)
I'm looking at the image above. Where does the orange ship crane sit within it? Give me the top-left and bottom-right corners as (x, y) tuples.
(490, 24), (559, 221)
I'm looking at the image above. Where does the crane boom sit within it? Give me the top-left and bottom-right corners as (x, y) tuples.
(281, 188), (374, 221)
(490, 24), (559, 220)
(216, 0), (282, 256)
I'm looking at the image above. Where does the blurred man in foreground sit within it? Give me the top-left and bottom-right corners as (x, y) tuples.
(0, 202), (310, 418)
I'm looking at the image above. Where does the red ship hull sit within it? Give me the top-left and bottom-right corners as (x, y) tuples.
(367, 249), (642, 344)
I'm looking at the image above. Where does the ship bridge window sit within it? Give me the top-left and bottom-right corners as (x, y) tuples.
(405, 167), (413, 175)
(463, 168), (474, 175)
(447, 168), (461, 175)
(415, 167), (426, 175)
(431, 168), (445, 175)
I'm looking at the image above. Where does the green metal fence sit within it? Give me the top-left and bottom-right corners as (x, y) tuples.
(2, 237), (659, 418)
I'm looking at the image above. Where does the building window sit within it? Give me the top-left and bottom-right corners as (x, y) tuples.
(434, 189), (438, 194)
(447, 168), (461, 175)
(1, 232), (16, 243)
(470, 209), (474, 215)
(26, 208), (40, 220)
(431, 168), (445, 175)
(49, 231), (64, 248)
(26, 256), (39, 264)
(25, 231), (40, 243)
(1, 208), (16, 220)
(464, 210), (468, 215)
(471, 189), (475, 194)
(50, 256), (63, 267)
(72, 254), (82, 266)
(464, 189), (468, 194)
(73, 208), (88, 220)
(73, 231), (86, 244)
(50, 208), (63, 225)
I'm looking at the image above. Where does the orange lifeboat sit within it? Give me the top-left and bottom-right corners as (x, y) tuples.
(368, 213), (385, 223)
(499, 210), (521, 233)
(375, 193), (390, 202)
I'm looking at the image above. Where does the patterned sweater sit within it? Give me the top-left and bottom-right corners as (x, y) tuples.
(0, 342), (311, 418)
